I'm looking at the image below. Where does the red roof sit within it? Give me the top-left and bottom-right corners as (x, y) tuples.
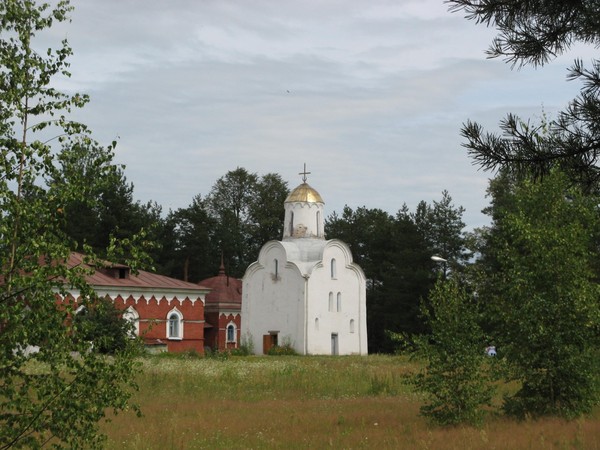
(198, 261), (242, 305)
(67, 252), (210, 291)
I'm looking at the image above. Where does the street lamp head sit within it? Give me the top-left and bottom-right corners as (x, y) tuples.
(431, 255), (448, 263)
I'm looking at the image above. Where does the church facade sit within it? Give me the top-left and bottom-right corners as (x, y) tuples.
(242, 175), (367, 355)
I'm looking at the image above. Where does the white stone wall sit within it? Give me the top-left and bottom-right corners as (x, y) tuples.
(242, 242), (307, 354)
(305, 241), (367, 355)
(242, 240), (367, 355)
(283, 201), (324, 239)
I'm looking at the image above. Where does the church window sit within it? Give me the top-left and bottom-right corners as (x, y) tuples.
(315, 318), (319, 331)
(274, 258), (279, 278)
(226, 323), (236, 343)
(316, 211), (321, 236)
(337, 292), (342, 312)
(330, 258), (337, 279)
(167, 308), (183, 340)
(328, 292), (333, 312)
(350, 319), (355, 333)
(289, 212), (294, 236)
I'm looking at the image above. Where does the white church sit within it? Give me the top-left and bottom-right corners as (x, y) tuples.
(242, 169), (367, 355)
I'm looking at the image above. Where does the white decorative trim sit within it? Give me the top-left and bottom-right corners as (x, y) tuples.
(63, 286), (207, 306)
(59, 287), (205, 308)
(218, 311), (241, 318)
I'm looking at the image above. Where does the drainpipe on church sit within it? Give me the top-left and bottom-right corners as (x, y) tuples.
(303, 274), (309, 355)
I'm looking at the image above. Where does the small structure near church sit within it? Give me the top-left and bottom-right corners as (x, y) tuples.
(242, 167), (367, 355)
(199, 259), (242, 351)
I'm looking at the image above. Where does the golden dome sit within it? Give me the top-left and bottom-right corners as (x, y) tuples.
(285, 182), (324, 203)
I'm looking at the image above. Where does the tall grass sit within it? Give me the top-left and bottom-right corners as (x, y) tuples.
(102, 355), (600, 449)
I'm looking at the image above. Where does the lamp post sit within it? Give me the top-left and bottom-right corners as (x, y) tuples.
(431, 255), (448, 278)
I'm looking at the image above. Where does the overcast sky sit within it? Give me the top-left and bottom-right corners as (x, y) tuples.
(42, 0), (593, 229)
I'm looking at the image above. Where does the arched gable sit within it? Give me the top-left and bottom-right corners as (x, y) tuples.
(321, 239), (366, 283)
(243, 240), (306, 280)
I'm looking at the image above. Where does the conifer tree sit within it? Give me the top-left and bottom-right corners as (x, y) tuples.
(448, 0), (600, 189)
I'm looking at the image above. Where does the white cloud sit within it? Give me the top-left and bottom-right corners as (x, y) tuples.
(33, 0), (591, 230)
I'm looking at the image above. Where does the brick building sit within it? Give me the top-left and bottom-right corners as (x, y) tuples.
(65, 252), (210, 354)
(199, 260), (242, 351)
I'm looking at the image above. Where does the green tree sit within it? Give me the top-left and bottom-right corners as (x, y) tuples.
(208, 168), (258, 276)
(54, 141), (163, 261)
(413, 190), (468, 276)
(326, 206), (432, 352)
(411, 278), (494, 426)
(448, 0), (600, 189)
(0, 1), (140, 447)
(168, 195), (219, 282)
(248, 173), (288, 252)
(388, 207), (435, 337)
(478, 170), (600, 418)
(73, 296), (139, 355)
(207, 168), (288, 277)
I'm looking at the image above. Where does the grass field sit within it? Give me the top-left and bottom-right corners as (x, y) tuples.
(102, 354), (600, 449)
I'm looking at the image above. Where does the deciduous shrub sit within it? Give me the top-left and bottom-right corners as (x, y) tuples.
(411, 278), (494, 426)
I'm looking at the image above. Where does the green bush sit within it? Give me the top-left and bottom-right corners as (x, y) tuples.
(410, 278), (494, 426)
(74, 296), (140, 355)
(204, 347), (230, 360)
(267, 344), (297, 356)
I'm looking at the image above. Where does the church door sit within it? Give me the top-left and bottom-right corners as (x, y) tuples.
(331, 333), (339, 355)
(263, 333), (278, 354)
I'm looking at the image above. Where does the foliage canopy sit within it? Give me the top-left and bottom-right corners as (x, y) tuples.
(476, 170), (600, 418)
(0, 1), (141, 447)
(411, 278), (494, 426)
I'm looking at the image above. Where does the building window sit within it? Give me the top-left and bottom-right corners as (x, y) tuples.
(316, 211), (321, 236)
(350, 319), (355, 333)
(226, 323), (236, 343)
(337, 292), (342, 312)
(274, 258), (279, 278)
(167, 308), (183, 340)
(122, 306), (139, 337)
(328, 292), (333, 312)
(330, 258), (337, 279)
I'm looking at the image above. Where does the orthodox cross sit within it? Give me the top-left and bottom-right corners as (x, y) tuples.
(299, 163), (311, 183)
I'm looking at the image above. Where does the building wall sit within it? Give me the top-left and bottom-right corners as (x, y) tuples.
(305, 242), (367, 355)
(113, 295), (205, 354)
(283, 201), (324, 239)
(205, 311), (241, 351)
(243, 240), (367, 355)
(242, 243), (307, 354)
